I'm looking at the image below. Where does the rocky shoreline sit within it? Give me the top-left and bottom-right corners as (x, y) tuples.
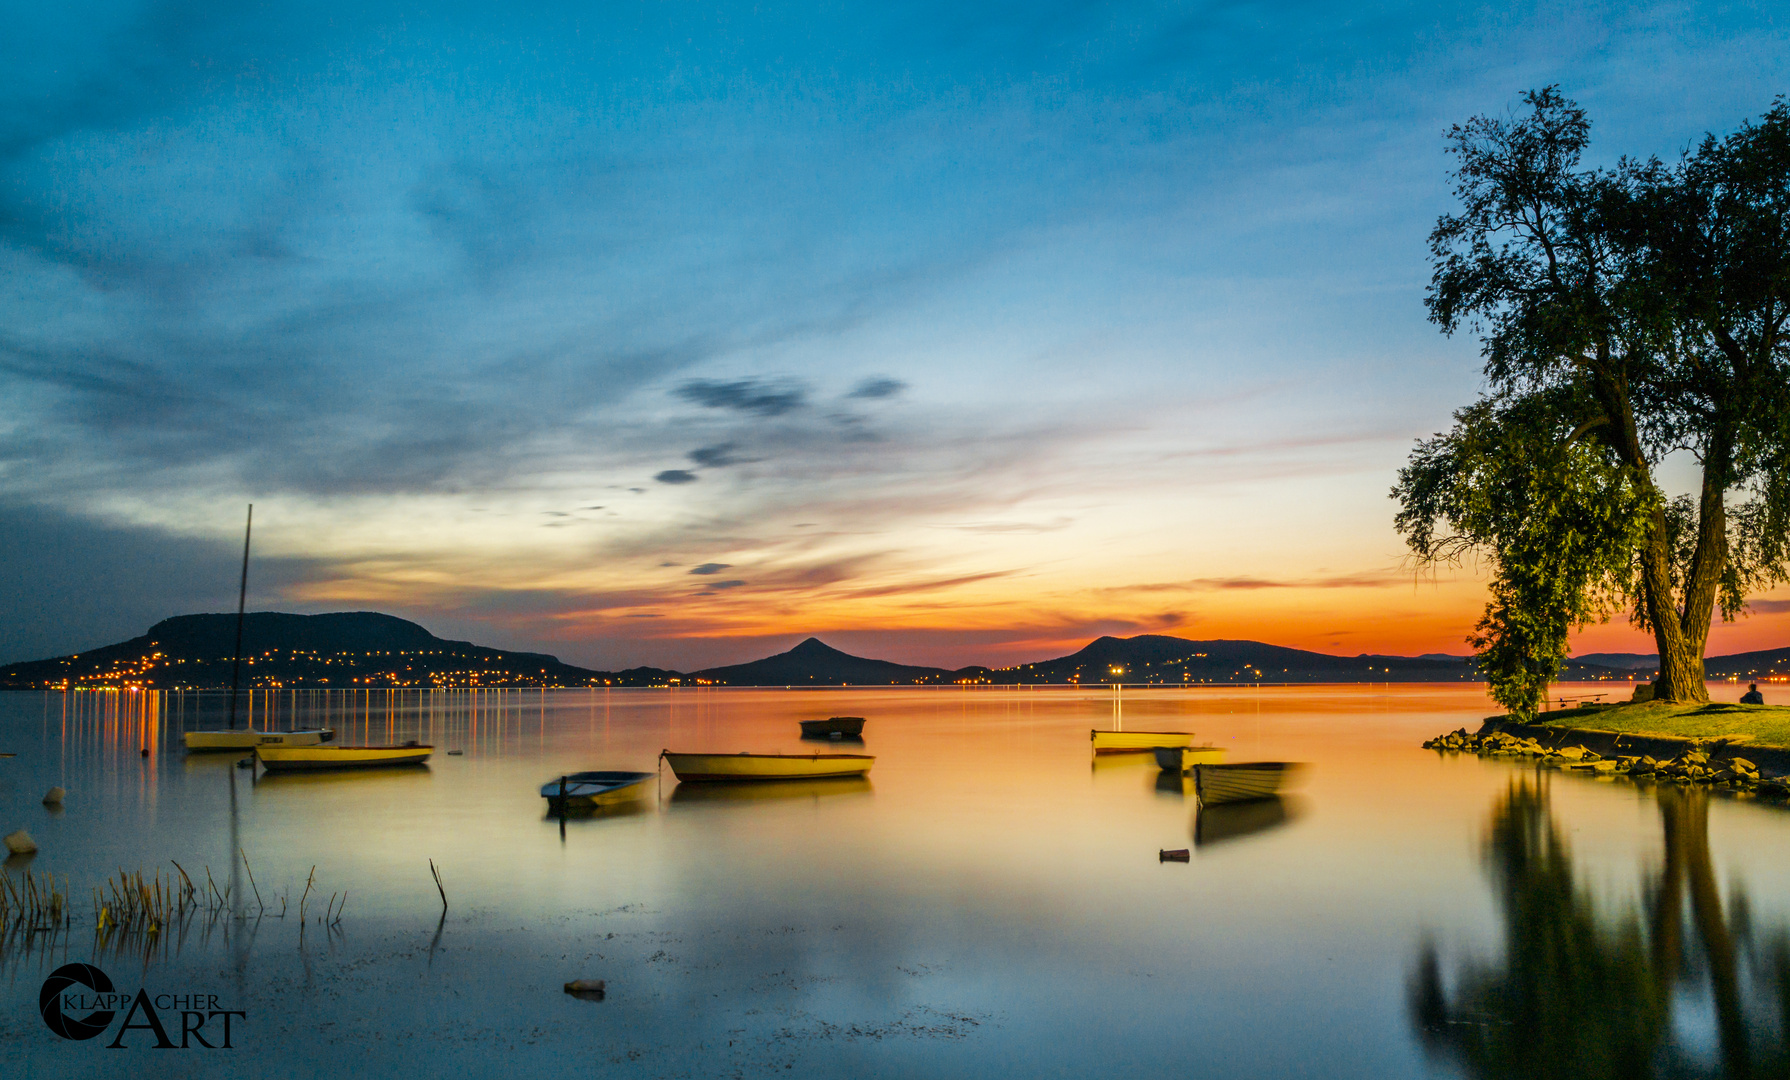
(1423, 725), (1790, 796)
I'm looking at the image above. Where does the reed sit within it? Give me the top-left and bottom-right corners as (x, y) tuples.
(0, 868), (69, 928)
(92, 866), (205, 934)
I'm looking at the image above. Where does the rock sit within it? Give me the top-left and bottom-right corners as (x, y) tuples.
(1556, 746), (1587, 762)
(1159, 849), (1190, 862)
(1630, 683), (1656, 703)
(4, 829), (36, 855)
(1730, 757), (1758, 775)
(1580, 750), (1601, 763)
(1592, 760), (1619, 773)
(563, 979), (606, 1000)
(42, 787), (64, 805)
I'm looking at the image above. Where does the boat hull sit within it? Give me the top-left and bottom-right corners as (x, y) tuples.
(1192, 762), (1302, 805)
(798, 716), (866, 738)
(1152, 744), (1228, 771)
(540, 771), (655, 807)
(185, 729), (333, 751)
(1091, 730), (1192, 754)
(661, 752), (873, 782)
(256, 745), (432, 771)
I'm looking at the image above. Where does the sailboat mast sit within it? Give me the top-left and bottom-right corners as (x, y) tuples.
(226, 505), (252, 731)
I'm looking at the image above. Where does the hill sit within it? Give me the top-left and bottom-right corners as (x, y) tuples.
(694, 637), (983, 686)
(996, 635), (1630, 684)
(0, 612), (670, 690)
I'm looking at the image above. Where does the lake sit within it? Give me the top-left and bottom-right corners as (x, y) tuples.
(3, 683), (1787, 1077)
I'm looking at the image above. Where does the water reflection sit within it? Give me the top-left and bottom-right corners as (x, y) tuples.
(1194, 795), (1302, 847)
(667, 776), (874, 805)
(1413, 782), (1790, 1078)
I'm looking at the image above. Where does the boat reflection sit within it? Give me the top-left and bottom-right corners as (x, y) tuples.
(1091, 752), (1157, 775)
(542, 800), (652, 824)
(798, 732), (865, 746)
(1193, 795), (1303, 847)
(1155, 770), (1193, 798)
(250, 765), (434, 792)
(668, 775), (872, 805)
(1413, 782), (1790, 1078)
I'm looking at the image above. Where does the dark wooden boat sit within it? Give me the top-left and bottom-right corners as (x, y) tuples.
(1191, 762), (1304, 805)
(799, 716), (866, 738)
(1152, 744), (1227, 771)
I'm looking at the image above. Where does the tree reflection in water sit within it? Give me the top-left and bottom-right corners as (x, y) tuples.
(1412, 782), (1790, 1079)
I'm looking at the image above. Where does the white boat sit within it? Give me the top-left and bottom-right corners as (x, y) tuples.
(540, 771), (656, 808)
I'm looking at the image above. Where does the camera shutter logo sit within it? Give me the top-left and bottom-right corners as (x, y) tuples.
(40, 963), (119, 1040)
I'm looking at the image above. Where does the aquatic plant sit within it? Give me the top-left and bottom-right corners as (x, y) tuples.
(0, 868), (69, 928)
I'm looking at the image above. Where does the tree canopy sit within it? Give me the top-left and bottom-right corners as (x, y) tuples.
(1395, 89), (1790, 717)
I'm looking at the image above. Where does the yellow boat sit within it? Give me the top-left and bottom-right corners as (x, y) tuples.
(256, 744), (432, 771)
(660, 751), (873, 782)
(185, 728), (334, 751)
(1090, 730), (1192, 754)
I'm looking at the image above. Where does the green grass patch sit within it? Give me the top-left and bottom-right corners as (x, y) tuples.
(1522, 700), (1790, 747)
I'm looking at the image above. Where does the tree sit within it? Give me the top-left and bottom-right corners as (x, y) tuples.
(1395, 89), (1790, 714)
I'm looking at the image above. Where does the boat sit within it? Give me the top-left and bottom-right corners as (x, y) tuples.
(540, 771), (655, 808)
(1191, 762), (1303, 805)
(186, 728), (335, 752)
(256, 743), (433, 771)
(1151, 744), (1228, 771)
(1091, 730), (1193, 754)
(798, 716), (866, 738)
(660, 751), (873, 782)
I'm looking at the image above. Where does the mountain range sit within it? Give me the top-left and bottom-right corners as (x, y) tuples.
(1, 611), (1785, 691)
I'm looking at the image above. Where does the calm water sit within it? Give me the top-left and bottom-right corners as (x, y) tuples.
(2, 684), (1788, 1078)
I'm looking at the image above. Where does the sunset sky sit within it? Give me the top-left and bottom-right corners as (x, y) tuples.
(3, 1), (1788, 670)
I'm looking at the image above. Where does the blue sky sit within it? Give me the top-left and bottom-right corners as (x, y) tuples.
(3, 1), (1788, 668)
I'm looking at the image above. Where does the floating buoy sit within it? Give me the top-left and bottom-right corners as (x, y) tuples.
(42, 787), (64, 806)
(563, 978), (606, 1000)
(4, 829), (37, 855)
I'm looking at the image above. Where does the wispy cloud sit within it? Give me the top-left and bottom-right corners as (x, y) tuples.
(846, 377), (906, 400)
(673, 379), (807, 417)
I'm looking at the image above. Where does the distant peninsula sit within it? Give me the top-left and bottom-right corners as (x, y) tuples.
(1, 611), (1786, 692)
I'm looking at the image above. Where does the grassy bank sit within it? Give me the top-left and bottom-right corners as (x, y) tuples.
(1526, 700), (1790, 747)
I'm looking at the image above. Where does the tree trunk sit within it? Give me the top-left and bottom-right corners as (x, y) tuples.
(1648, 428), (1732, 704)
(1640, 515), (1707, 702)
(1596, 369), (1710, 704)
